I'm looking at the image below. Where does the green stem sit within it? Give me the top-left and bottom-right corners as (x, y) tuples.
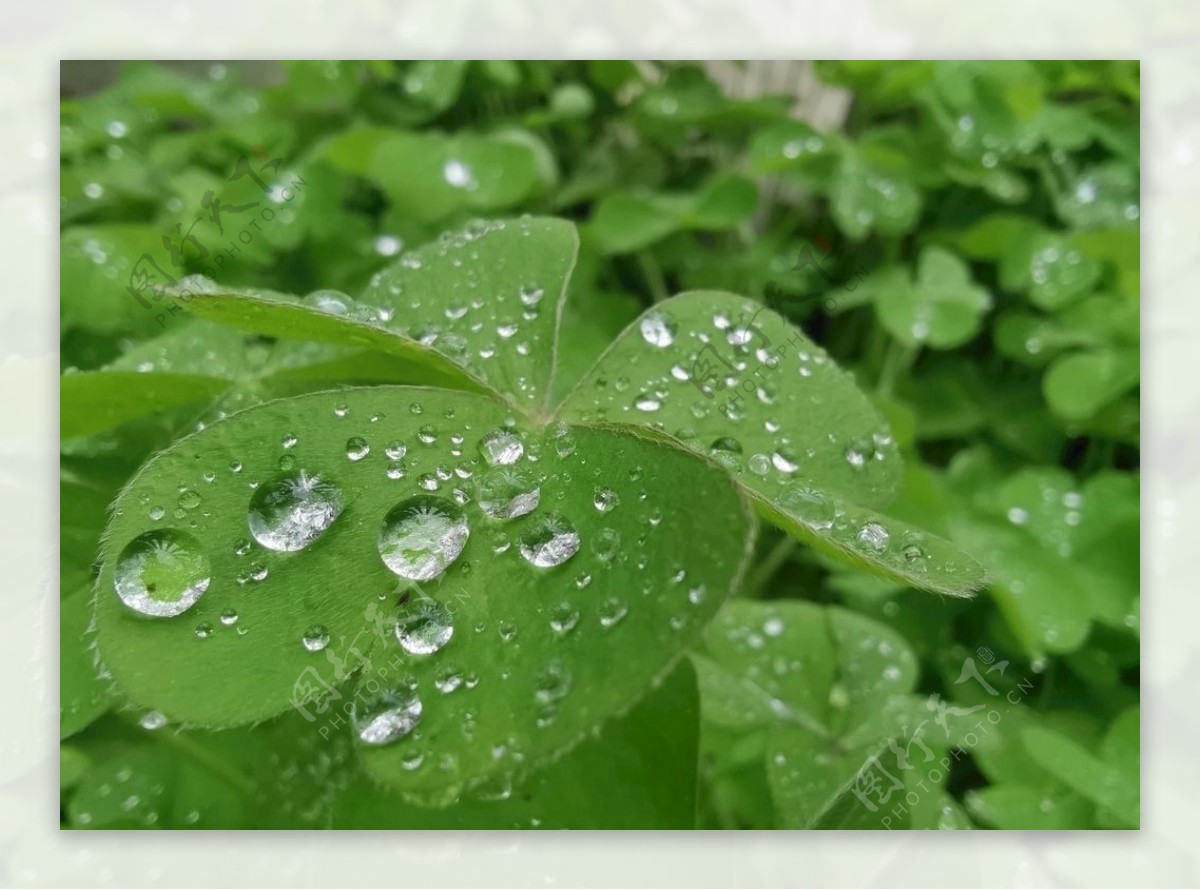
(744, 534), (799, 597)
(636, 250), (669, 303)
(877, 339), (917, 399)
(156, 729), (257, 797)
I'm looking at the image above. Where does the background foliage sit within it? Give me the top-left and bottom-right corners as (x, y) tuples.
(60, 60), (1139, 829)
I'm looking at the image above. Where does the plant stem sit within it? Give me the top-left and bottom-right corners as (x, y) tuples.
(156, 730), (257, 797)
(636, 250), (669, 302)
(877, 338), (917, 399)
(745, 534), (799, 597)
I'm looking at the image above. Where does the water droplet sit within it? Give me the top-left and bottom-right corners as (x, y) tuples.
(395, 597), (454, 655)
(634, 393), (662, 412)
(779, 484), (836, 530)
(549, 603), (580, 635)
(855, 522), (890, 553)
(903, 544), (926, 563)
(281, 433), (298, 449)
(639, 312), (677, 347)
(248, 471), (344, 552)
(592, 528), (621, 561)
(599, 597), (629, 628)
(302, 625), (330, 652)
(148, 506), (165, 521)
(436, 667), (464, 693)
(771, 450), (799, 474)
(304, 289), (353, 315)
(219, 609), (239, 627)
(195, 621), (214, 639)
(593, 488), (619, 512)
(534, 660), (572, 704)
(378, 496), (470, 581)
(479, 429), (524, 466)
(177, 489), (201, 510)
(138, 711), (167, 731)
(353, 689), (423, 746)
(113, 530), (211, 618)
(519, 513), (581, 568)
(476, 467), (541, 520)
(384, 441), (407, 460)
(345, 436), (370, 461)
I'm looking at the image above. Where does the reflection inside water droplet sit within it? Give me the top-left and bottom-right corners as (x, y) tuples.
(248, 470), (344, 552)
(378, 496), (469, 581)
(114, 529), (211, 618)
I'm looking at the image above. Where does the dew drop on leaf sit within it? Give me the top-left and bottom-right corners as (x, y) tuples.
(302, 625), (330, 652)
(248, 470), (344, 552)
(395, 597), (454, 655)
(378, 496), (470, 581)
(479, 429), (524, 466)
(345, 436), (370, 461)
(519, 513), (581, 568)
(855, 522), (890, 552)
(353, 689), (423, 746)
(113, 529), (211, 618)
(639, 312), (677, 347)
(475, 467), (541, 520)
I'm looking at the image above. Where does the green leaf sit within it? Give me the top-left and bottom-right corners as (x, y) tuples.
(875, 247), (991, 349)
(186, 218), (578, 413)
(589, 175), (758, 255)
(61, 587), (111, 738)
(94, 386), (753, 802)
(829, 148), (922, 241)
(559, 290), (988, 595)
(333, 659), (700, 828)
(1043, 347), (1139, 421)
(999, 229), (1102, 311)
(1021, 711), (1139, 827)
(966, 784), (1093, 829)
(697, 600), (936, 828)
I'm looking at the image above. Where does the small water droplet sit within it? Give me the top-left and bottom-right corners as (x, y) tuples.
(855, 522), (890, 553)
(302, 625), (330, 651)
(599, 597), (629, 628)
(549, 603), (580, 635)
(534, 660), (572, 704)
(219, 609), (239, 627)
(592, 528), (621, 561)
(177, 489), (201, 510)
(593, 488), (619, 513)
(345, 436), (370, 461)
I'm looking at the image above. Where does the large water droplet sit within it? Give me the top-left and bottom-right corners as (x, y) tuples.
(395, 597), (454, 655)
(114, 530), (211, 617)
(475, 467), (541, 520)
(378, 496), (470, 581)
(519, 513), (581, 568)
(248, 470), (344, 552)
(352, 689), (423, 746)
